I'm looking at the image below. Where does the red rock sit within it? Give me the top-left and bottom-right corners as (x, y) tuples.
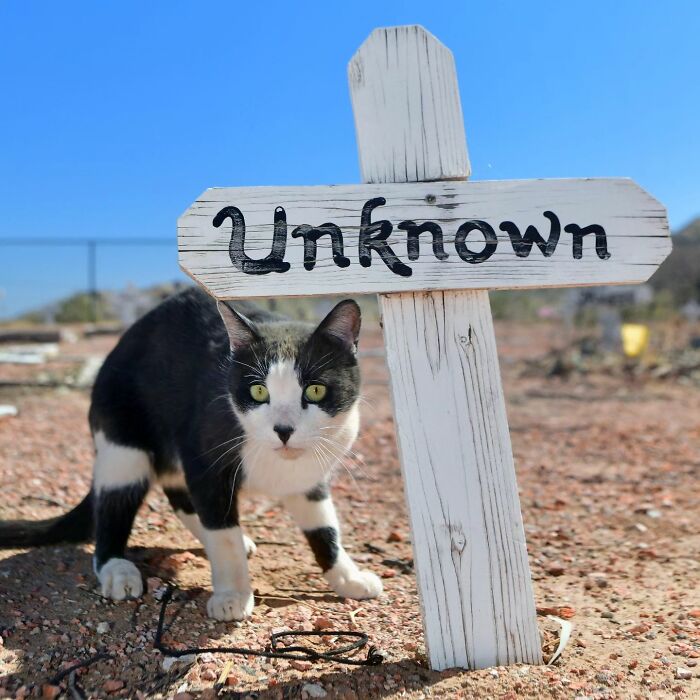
(226, 675), (240, 686)
(103, 680), (125, 693)
(688, 609), (700, 619)
(381, 569), (396, 578)
(387, 531), (403, 542)
(41, 685), (61, 699)
(313, 616), (332, 630)
(290, 660), (312, 671)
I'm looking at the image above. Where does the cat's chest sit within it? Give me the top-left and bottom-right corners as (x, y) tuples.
(239, 444), (328, 498)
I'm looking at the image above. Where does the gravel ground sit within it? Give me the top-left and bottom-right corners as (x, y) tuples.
(0, 322), (698, 699)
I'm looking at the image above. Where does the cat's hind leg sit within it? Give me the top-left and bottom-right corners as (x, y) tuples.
(283, 487), (382, 600)
(93, 432), (150, 600)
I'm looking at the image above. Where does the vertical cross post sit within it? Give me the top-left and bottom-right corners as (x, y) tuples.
(349, 26), (543, 670)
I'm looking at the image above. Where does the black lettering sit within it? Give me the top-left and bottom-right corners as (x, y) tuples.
(213, 205), (290, 275)
(291, 223), (350, 271)
(564, 222), (611, 260)
(454, 220), (498, 263)
(358, 198), (412, 277)
(499, 210), (560, 258)
(398, 220), (449, 261)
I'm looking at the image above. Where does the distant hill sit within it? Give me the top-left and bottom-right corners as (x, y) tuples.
(649, 217), (700, 305)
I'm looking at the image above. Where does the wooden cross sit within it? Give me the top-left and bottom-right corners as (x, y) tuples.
(178, 25), (671, 671)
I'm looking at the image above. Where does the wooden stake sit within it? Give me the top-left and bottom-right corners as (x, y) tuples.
(349, 25), (543, 670)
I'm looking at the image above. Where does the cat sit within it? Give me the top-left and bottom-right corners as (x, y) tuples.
(0, 287), (382, 620)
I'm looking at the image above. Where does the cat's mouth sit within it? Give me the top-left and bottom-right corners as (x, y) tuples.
(274, 446), (305, 460)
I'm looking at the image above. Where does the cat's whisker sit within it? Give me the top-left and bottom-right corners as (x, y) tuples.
(199, 433), (247, 457)
(317, 436), (374, 482)
(316, 440), (362, 493)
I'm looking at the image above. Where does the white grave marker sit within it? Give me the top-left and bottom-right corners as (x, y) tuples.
(178, 25), (671, 670)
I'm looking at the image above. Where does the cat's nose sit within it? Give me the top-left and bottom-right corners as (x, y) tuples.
(274, 425), (295, 445)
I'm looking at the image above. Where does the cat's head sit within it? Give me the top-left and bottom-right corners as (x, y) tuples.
(218, 300), (361, 462)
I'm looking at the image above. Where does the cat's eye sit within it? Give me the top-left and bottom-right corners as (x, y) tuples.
(304, 384), (327, 402)
(249, 384), (270, 402)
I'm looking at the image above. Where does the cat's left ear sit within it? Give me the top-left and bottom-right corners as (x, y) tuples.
(217, 301), (259, 351)
(313, 299), (361, 352)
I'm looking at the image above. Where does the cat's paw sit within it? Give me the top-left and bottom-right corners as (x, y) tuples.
(98, 558), (143, 600)
(326, 567), (383, 600)
(242, 534), (257, 558)
(207, 589), (254, 621)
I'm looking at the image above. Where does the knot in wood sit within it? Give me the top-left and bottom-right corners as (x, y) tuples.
(450, 527), (467, 555)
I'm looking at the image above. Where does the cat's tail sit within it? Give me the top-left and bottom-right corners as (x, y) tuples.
(0, 491), (94, 548)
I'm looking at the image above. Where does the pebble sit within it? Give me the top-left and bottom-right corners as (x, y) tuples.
(313, 615), (332, 630)
(290, 660), (313, 671)
(103, 680), (125, 693)
(162, 653), (197, 671)
(545, 563), (565, 576)
(302, 683), (328, 698)
(41, 685), (61, 699)
(96, 621), (110, 634)
(387, 531), (403, 542)
(676, 667), (693, 680)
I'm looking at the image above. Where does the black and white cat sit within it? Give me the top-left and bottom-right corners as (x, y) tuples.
(0, 287), (382, 620)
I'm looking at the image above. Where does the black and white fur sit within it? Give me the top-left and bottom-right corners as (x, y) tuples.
(0, 288), (382, 620)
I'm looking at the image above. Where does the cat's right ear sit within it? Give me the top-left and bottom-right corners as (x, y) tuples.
(217, 301), (259, 351)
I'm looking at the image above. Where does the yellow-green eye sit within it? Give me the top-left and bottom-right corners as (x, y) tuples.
(304, 384), (327, 402)
(249, 384), (269, 402)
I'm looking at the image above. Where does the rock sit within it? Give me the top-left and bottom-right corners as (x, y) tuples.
(676, 667), (693, 680)
(387, 531), (403, 542)
(313, 616), (332, 630)
(162, 654), (197, 671)
(173, 694), (194, 700)
(41, 685), (61, 699)
(586, 572), (608, 588)
(302, 683), (327, 698)
(290, 660), (313, 671)
(200, 669), (217, 681)
(147, 576), (164, 594)
(96, 621), (110, 634)
(103, 679), (125, 693)
(545, 562), (565, 576)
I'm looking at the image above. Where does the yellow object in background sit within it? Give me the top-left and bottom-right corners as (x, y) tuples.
(621, 323), (649, 358)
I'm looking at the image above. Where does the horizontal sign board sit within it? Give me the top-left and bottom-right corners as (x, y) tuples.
(178, 178), (670, 299)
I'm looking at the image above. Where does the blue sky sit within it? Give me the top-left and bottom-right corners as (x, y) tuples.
(0, 1), (698, 317)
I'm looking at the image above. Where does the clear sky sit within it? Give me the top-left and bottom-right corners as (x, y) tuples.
(0, 1), (698, 317)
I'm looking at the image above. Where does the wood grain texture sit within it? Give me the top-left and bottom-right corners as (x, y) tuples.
(178, 178), (670, 299)
(348, 25), (470, 184)
(351, 25), (543, 669)
(381, 290), (543, 668)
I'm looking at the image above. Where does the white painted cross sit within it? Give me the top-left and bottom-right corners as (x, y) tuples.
(178, 26), (671, 671)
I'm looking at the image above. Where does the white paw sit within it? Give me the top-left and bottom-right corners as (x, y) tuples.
(242, 534), (257, 558)
(207, 589), (254, 621)
(98, 558), (143, 601)
(327, 567), (383, 600)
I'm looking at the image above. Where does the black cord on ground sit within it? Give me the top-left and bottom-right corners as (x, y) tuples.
(154, 585), (384, 667)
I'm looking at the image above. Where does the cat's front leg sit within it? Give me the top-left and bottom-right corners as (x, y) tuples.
(283, 488), (383, 600)
(188, 479), (254, 621)
(201, 526), (254, 621)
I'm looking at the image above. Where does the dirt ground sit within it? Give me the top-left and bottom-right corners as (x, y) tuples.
(0, 321), (698, 699)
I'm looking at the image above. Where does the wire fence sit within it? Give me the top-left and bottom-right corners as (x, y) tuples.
(0, 238), (181, 323)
